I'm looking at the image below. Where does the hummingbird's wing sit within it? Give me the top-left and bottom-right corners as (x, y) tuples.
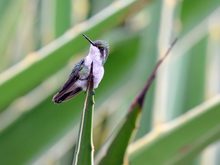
(53, 87), (82, 103)
(52, 59), (85, 103)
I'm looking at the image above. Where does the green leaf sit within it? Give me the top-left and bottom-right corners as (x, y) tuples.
(182, 37), (207, 111)
(0, 95), (82, 165)
(135, 0), (162, 139)
(55, 0), (71, 37)
(128, 95), (220, 165)
(166, 36), (208, 119)
(0, 0), (26, 70)
(96, 104), (141, 165)
(88, 0), (113, 17)
(0, 0), (150, 111)
(180, 0), (220, 34)
(95, 37), (177, 165)
(73, 64), (95, 165)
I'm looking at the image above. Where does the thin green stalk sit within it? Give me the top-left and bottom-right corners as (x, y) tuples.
(73, 63), (95, 165)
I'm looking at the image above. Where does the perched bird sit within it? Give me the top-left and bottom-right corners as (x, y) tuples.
(52, 34), (109, 103)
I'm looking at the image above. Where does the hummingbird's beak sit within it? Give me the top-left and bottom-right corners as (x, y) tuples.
(82, 34), (95, 46)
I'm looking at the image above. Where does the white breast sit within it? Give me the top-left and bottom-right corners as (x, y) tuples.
(85, 56), (104, 89)
(77, 50), (104, 90)
(93, 63), (104, 88)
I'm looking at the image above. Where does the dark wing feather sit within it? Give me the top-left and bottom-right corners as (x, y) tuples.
(60, 59), (84, 91)
(53, 87), (82, 103)
(53, 59), (85, 100)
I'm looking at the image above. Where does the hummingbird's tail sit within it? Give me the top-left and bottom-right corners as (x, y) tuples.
(52, 87), (83, 104)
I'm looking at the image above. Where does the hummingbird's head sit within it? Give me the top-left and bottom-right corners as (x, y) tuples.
(82, 34), (109, 64)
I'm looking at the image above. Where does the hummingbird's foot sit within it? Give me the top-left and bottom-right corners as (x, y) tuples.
(91, 90), (95, 96)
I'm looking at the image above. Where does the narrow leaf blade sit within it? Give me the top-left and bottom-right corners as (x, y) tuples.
(73, 63), (94, 165)
(128, 96), (220, 165)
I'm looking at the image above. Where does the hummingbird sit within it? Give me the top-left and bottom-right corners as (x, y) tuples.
(52, 34), (109, 104)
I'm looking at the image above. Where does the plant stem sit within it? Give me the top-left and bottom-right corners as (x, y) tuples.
(73, 63), (95, 165)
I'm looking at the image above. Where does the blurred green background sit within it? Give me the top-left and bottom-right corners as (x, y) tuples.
(0, 0), (220, 164)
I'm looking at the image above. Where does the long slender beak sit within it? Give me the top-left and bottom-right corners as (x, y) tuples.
(82, 34), (95, 46)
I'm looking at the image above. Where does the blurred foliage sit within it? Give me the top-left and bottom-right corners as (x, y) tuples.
(0, 0), (220, 165)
